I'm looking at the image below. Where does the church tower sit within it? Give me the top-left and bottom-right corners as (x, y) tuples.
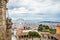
(0, 0), (8, 40)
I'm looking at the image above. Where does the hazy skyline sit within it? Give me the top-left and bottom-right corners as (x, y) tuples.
(7, 0), (60, 23)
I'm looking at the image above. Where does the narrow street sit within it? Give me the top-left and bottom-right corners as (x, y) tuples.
(12, 35), (16, 40)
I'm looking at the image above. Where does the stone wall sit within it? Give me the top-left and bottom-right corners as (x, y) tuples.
(0, 0), (7, 40)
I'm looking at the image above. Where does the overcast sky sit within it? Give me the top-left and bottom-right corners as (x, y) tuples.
(7, 0), (60, 23)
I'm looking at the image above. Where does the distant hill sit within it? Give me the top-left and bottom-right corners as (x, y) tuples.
(40, 21), (60, 23)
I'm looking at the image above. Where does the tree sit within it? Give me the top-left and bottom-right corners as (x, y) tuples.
(38, 24), (50, 32)
(44, 25), (49, 29)
(49, 28), (56, 34)
(28, 31), (40, 40)
(38, 24), (43, 31)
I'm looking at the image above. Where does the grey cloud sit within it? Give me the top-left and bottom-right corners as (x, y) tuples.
(34, 0), (45, 2)
(52, 0), (60, 2)
(8, 0), (60, 14)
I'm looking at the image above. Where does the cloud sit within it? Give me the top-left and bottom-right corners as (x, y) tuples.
(8, 7), (29, 14)
(7, 0), (60, 14)
(7, 0), (60, 23)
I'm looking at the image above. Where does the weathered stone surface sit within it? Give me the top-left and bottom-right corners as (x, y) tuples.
(6, 17), (12, 40)
(0, 0), (7, 40)
(0, 0), (11, 40)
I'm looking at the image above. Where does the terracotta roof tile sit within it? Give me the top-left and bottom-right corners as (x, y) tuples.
(54, 34), (60, 40)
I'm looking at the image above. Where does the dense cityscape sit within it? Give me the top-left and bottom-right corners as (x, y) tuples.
(0, 0), (60, 40)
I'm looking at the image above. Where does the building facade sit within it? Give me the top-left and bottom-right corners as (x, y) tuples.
(53, 25), (60, 40)
(56, 25), (60, 34)
(0, 0), (8, 40)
